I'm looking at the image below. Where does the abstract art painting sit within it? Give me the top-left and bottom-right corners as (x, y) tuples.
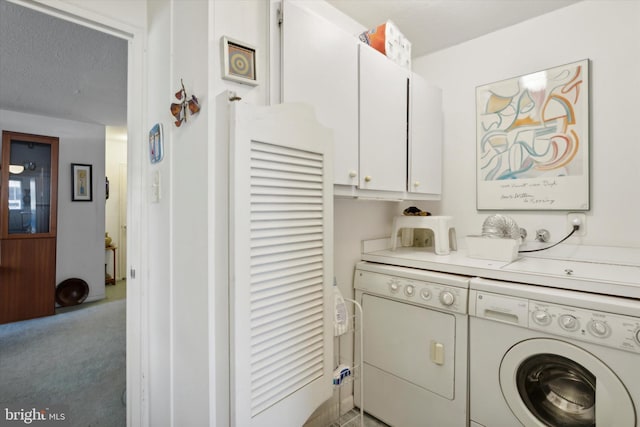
(476, 60), (589, 210)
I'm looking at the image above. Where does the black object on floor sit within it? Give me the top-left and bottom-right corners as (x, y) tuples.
(55, 278), (89, 306)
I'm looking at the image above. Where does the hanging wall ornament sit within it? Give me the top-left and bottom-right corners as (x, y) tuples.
(170, 79), (201, 127)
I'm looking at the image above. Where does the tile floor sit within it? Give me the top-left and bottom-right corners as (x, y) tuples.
(330, 409), (389, 427)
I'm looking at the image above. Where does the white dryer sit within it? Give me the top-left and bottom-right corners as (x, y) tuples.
(469, 277), (640, 427)
(354, 261), (470, 427)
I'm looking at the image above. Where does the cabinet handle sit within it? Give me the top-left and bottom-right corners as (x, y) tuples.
(349, 170), (357, 178)
(413, 181), (421, 187)
(364, 176), (372, 182)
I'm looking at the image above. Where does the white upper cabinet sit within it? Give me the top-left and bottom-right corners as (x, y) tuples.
(281, 0), (359, 186)
(409, 73), (443, 196)
(280, 1), (442, 200)
(358, 44), (410, 192)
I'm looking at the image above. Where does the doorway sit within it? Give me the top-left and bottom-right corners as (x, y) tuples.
(0, 1), (146, 425)
(105, 126), (128, 286)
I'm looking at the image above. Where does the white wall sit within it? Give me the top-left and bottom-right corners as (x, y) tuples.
(144, 2), (172, 426)
(213, 1), (270, 105)
(211, 3), (270, 426)
(144, 1), (277, 425)
(0, 109), (106, 301)
(171, 1), (211, 425)
(145, 0), (213, 425)
(413, 0), (640, 248)
(145, 0), (277, 425)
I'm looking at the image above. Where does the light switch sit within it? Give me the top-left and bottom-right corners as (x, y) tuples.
(151, 170), (161, 203)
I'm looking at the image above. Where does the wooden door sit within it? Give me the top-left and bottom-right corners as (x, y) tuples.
(0, 131), (59, 324)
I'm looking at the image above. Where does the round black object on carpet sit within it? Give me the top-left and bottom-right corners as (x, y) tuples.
(56, 278), (89, 306)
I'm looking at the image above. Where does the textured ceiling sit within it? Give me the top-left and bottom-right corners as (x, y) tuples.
(0, 0), (128, 127)
(0, 0), (580, 128)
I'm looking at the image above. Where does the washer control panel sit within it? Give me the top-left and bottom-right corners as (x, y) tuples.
(355, 270), (468, 314)
(529, 300), (640, 354)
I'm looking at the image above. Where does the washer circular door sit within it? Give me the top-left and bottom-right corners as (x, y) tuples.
(499, 338), (635, 427)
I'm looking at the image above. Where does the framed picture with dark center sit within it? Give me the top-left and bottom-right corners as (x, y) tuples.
(71, 163), (93, 202)
(221, 36), (258, 86)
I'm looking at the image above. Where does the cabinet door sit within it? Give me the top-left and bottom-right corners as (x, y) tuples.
(0, 238), (56, 324)
(1, 132), (58, 238)
(0, 131), (59, 324)
(281, 0), (359, 186)
(409, 74), (443, 196)
(359, 44), (409, 192)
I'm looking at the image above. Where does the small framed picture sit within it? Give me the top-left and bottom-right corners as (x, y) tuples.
(149, 123), (164, 164)
(221, 36), (258, 86)
(71, 163), (93, 202)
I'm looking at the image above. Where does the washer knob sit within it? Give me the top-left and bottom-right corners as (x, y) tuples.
(559, 314), (579, 331)
(404, 284), (415, 297)
(439, 291), (455, 306)
(634, 328), (640, 346)
(532, 310), (552, 326)
(588, 320), (610, 337)
(388, 279), (400, 293)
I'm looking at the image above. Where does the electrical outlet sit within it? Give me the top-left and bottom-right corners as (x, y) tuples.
(567, 213), (586, 236)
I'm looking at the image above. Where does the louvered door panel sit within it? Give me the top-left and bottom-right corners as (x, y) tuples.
(230, 101), (333, 427)
(249, 140), (325, 415)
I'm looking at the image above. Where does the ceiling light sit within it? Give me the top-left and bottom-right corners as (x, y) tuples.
(9, 164), (25, 174)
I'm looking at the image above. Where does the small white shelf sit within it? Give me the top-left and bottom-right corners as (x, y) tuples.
(331, 298), (364, 427)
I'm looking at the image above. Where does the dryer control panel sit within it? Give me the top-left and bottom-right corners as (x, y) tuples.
(355, 269), (468, 314)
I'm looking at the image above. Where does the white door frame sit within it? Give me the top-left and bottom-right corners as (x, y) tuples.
(7, 1), (148, 425)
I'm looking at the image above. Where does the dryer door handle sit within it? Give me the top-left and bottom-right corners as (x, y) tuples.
(430, 340), (445, 365)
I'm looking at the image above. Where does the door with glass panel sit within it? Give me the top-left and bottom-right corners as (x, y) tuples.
(0, 131), (59, 324)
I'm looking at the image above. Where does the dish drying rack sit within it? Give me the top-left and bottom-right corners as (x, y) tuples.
(330, 298), (364, 427)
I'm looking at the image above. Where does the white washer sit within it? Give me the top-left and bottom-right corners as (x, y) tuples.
(469, 277), (640, 427)
(354, 261), (470, 427)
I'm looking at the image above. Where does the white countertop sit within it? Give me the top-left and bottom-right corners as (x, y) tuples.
(361, 239), (640, 300)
